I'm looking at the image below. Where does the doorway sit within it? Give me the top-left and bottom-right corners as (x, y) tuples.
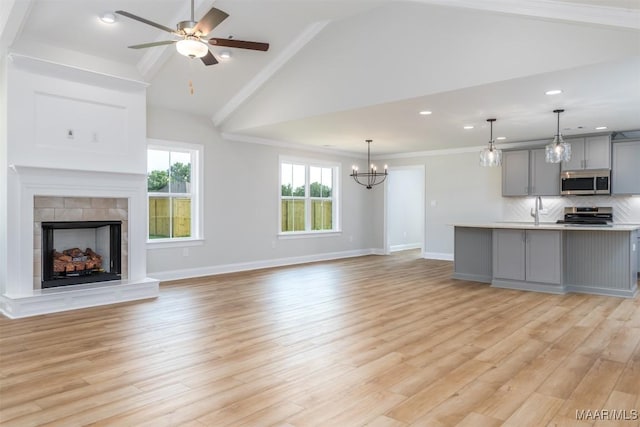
(385, 165), (425, 255)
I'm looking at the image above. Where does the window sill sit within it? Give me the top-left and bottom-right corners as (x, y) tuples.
(146, 238), (204, 249)
(278, 230), (342, 240)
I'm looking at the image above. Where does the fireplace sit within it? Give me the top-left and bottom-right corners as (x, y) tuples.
(42, 221), (122, 288)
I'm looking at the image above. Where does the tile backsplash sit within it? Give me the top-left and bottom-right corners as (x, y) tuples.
(502, 196), (640, 224)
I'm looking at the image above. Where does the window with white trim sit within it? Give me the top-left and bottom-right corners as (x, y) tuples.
(147, 140), (202, 242)
(279, 158), (340, 234)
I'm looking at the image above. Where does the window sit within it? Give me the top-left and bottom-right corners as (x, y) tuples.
(280, 158), (340, 234)
(147, 140), (202, 243)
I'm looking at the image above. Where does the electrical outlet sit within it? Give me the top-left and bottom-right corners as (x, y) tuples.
(182, 248), (189, 257)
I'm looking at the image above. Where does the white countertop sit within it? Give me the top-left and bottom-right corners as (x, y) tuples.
(453, 222), (640, 232)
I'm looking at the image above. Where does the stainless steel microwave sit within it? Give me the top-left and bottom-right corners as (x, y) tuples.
(561, 169), (610, 195)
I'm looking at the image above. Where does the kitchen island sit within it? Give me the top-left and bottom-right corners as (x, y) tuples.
(453, 222), (639, 297)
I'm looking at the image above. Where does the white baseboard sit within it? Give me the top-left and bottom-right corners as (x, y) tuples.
(423, 251), (454, 261)
(390, 243), (422, 252)
(149, 248), (383, 282)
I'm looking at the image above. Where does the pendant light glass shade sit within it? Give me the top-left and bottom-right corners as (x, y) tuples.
(545, 109), (571, 163)
(480, 118), (502, 167)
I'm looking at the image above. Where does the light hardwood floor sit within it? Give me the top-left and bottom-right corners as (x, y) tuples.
(1, 251), (639, 426)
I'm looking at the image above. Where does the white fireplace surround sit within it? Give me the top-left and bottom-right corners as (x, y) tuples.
(1, 165), (159, 318)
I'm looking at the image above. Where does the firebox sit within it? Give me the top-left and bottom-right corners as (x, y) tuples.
(41, 221), (122, 288)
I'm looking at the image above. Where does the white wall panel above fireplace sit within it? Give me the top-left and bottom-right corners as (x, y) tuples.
(34, 92), (127, 155)
(6, 57), (146, 174)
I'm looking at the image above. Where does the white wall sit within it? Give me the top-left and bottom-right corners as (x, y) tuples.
(0, 56), (7, 294)
(146, 106), (379, 278)
(387, 167), (424, 252)
(6, 60), (146, 173)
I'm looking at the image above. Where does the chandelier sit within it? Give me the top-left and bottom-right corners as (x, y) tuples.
(545, 109), (571, 163)
(351, 139), (388, 189)
(479, 118), (502, 167)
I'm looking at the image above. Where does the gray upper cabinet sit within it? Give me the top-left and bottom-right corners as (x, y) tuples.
(530, 148), (560, 196)
(502, 150), (529, 196)
(561, 135), (611, 171)
(612, 140), (640, 195)
(502, 149), (560, 197)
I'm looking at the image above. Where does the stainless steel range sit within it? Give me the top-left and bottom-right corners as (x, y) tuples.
(556, 207), (613, 225)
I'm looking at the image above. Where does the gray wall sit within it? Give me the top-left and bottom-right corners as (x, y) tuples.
(146, 106), (380, 276)
(377, 151), (504, 258)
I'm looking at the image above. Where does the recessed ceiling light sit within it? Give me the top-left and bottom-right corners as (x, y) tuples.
(463, 125), (474, 130)
(100, 12), (116, 24)
(219, 50), (232, 59)
(545, 89), (563, 95)
(595, 126), (608, 130)
(496, 136), (506, 140)
(419, 110), (432, 115)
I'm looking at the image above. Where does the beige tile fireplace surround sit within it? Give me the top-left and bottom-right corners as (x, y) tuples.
(33, 196), (129, 289)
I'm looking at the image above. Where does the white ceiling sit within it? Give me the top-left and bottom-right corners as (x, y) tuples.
(2, 0), (640, 156)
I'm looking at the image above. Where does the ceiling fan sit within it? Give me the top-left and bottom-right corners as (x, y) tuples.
(115, 0), (269, 66)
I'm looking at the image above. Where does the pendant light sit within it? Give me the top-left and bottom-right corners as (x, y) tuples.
(479, 118), (502, 167)
(545, 109), (571, 163)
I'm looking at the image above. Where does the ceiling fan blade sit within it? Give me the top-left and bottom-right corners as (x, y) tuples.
(208, 38), (269, 51)
(128, 40), (177, 49)
(194, 7), (229, 36)
(115, 10), (176, 34)
(200, 50), (218, 66)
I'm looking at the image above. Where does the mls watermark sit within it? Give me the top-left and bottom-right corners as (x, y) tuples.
(576, 409), (639, 421)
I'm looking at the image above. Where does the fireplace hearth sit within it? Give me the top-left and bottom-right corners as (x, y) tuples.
(42, 221), (122, 288)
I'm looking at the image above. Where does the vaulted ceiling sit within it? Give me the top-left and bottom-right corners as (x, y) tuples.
(2, 0), (639, 155)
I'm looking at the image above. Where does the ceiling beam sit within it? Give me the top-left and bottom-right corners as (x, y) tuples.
(213, 20), (331, 128)
(0, 0), (33, 53)
(408, 0), (640, 29)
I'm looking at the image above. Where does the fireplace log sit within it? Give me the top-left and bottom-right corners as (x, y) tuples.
(53, 247), (103, 274)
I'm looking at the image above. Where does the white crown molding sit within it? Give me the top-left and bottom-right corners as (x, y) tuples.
(212, 20), (331, 128)
(408, 0), (640, 29)
(221, 132), (365, 158)
(8, 52), (149, 91)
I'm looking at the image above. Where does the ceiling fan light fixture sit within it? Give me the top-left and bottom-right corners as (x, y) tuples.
(100, 12), (117, 24)
(176, 37), (209, 58)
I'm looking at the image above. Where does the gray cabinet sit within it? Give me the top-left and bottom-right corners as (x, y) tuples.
(493, 229), (526, 280)
(453, 227), (493, 283)
(502, 151), (529, 196)
(530, 148), (560, 196)
(526, 230), (562, 284)
(612, 140), (640, 195)
(561, 135), (611, 171)
(502, 149), (560, 196)
(493, 229), (562, 285)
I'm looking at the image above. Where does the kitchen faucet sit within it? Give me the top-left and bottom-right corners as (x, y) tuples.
(530, 196), (543, 225)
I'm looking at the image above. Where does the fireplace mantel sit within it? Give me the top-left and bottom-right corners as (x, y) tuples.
(1, 165), (159, 318)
